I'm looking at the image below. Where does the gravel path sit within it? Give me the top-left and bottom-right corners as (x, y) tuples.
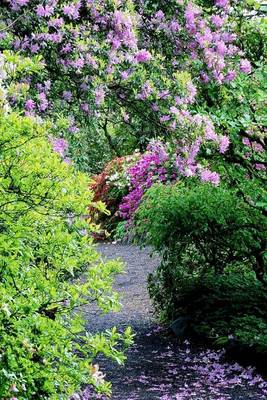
(82, 243), (267, 400)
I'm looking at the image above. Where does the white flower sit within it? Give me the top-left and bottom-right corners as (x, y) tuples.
(10, 384), (19, 393)
(71, 394), (81, 400)
(91, 364), (106, 385)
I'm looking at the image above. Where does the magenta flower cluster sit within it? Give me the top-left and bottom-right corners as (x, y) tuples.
(119, 141), (170, 220)
(50, 137), (70, 164)
(119, 135), (229, 220)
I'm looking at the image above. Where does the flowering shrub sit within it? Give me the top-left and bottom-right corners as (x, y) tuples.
(119, 136), (229, 220)
(126, 5), (267, 353)
(89, 153), (140, 235)
(0, 53), (133, 399)
(119, 141), (173, 220)
(117, 10), (266, 221)
(0, 0), (257, 174)
(92, 154), (140, 207)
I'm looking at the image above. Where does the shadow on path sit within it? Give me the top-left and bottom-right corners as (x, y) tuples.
(82, 243), (267, 400)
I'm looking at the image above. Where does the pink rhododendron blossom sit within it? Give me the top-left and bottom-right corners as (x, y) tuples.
(48, 17), (64, 28)
(121, 70), (130, 80)
(95, 85), (105, 106)
(38, 92), (49, 111)
(63, 90), (73, 102)
(36, 5), (54, 17)
(136, 81), (153, 100)
(255, 163), (266, 170)
(205, 120), (217, 141)
(169, 20), (180, 33)
(63, 2), (81, 20)
(211, 15), (225, 28)
(215, 0), (229, 8)
(81, 103), (90, 113)
(225, 70), (237, 81)
(9, 0), (29, 10)
(51, 138), (69, 157)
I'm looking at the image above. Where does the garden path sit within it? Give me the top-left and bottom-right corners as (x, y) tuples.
(83, 243), (267, 400)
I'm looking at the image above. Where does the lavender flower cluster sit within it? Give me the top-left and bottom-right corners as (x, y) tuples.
(2, 0), (252, 167)
(72, 336), (267, 400)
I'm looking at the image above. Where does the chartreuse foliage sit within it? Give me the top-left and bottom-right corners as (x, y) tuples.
(133, 182), (267, 351)
(0, 108), (133, 397)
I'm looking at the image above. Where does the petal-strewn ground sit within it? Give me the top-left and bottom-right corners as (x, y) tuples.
(79, 243), (267, 400)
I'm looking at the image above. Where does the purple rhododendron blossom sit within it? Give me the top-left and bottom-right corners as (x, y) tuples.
(211, 15), (225, 28)
(119, 141), (170, 220)
(36, 5), (54, 17)
(63, 2), (81, 20)
(24, 99), (36, 111)
(80, 103), (90, 113)
(225, 70), (237, 81)
(135, 49), (152, 63)
(38, 92), (49, 111)
(51, 137), (69, 157)
(200, 169), (220, 185)
(240, 59), (252, 74)
(95, 85), (105, 106)
(63, 90), (73, 102)
(215, 0), (229, 8)
(9, 0), (29, 10)
(219, 135), (230, 153)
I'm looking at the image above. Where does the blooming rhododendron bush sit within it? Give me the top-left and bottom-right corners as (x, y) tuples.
(0, 54), (133, 399)
(128, 1), (266, 361)
(89, 153), (140, 237)
(0, 0), (260, 173)
(130, 5), (267, 357)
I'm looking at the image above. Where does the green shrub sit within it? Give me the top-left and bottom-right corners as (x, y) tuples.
(133, 182), (267, 351)
(134, 182), (266, 281)
(113, 221), (128, 242)
(148, 272), (267, 353)
(0, 112), (133, 399)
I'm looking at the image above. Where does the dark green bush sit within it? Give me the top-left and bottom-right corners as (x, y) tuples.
(134, 182), (266, 281)
(134, 182), (267, 352)
(148, 271), (267, 352)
